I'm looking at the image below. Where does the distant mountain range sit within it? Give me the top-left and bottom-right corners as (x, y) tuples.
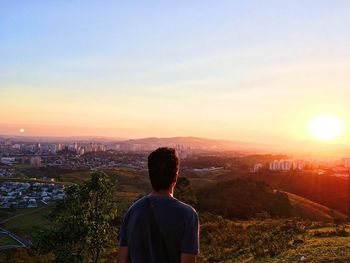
(122, 137), (350, 155)
(1, 134), (349, 155)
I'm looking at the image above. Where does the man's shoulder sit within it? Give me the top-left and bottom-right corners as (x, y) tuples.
(172, 198), (198, 216)
(127, 195), (150, 211)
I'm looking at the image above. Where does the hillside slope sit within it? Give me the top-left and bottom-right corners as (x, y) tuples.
(286, 192), (348, 223)
(197, 179), (293, 219)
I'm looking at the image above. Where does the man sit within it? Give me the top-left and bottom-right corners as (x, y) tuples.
(119, 147), (199, 263)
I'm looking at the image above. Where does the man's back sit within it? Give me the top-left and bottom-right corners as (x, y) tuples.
(119, 195), (199, 263)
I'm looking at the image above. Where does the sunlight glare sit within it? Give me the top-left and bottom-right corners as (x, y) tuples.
(308, 115), (344, 141)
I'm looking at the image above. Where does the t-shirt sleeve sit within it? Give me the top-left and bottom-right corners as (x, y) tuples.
(119, 212), (129, 247)
(181, 210), (199, 255)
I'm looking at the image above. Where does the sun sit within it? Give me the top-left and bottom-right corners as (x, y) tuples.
(308, 115), (345, 141)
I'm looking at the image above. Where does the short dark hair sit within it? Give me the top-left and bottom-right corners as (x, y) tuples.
(148, 147), (179, 191)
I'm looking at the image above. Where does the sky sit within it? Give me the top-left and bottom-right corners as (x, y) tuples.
(1, 1), (350, 145)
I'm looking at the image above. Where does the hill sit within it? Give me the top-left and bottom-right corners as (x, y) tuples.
(286, 192), (348, 223)
(251, 172), (350, 215)
(191, 174), (348, 222)
(197, 178), (293, 219)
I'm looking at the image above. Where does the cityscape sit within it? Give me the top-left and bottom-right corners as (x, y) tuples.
(1, 136), (350, 176)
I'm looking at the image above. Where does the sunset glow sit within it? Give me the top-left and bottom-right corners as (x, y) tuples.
(0, 1), (350, 147)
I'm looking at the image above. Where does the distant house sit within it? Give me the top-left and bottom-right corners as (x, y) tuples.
(0, 181), (65, 209)
(0, 157), (16, 165)
(27, 199), (37, 208)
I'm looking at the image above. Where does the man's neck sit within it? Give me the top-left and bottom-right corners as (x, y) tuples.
(151, 189), (173, 198)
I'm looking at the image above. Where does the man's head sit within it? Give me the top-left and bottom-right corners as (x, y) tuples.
(148, 147), (179, 191)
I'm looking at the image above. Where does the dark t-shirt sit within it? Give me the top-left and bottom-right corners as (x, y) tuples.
(119, 195), (199, 263)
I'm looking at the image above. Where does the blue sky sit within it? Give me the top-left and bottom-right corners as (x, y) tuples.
(1, 1), (349, 143)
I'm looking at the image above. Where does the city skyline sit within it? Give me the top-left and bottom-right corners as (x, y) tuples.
(1, 1), (350, 145)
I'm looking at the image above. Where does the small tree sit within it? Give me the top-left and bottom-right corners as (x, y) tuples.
(37, 171), (118, 263)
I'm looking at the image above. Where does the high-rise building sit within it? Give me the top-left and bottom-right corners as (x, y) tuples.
(269, 160), (293, 171)
(51, 144), (57, 154)
(269, 160), (280, 171)
(36, 142), (41, 152)
(78, 147), (85, 156)
(293, 160), (305, 171)
(57, 144), (62, 151)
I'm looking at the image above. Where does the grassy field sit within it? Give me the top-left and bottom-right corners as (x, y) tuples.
(264, 225), (350, 262)
(0, 203), (50, 222)
(60, 170), (92, 184)
(0, 234), (20, 246)
(2, 205), (54, 240)
(0, 210), (13, 222)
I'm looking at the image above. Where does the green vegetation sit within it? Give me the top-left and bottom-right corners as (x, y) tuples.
(0, 210), (13, 221)
(286, 192), (348, 223)
(198, 214), (350, 262)
(266, 225), (350, 262)
(37, 171), (118, 263)
(251, 171), (350, 215)
(60, 171), (92, 184)
(0, 248), (53, 263)
(174, 177), (198, 207)
(197, 178), (292, 219)
(0, 234), (20, 246)
(61, 168), (150, 194)
(14, 166), (80, 181)
(198, 213), (306, 262)
(3, 205), (54, 241)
